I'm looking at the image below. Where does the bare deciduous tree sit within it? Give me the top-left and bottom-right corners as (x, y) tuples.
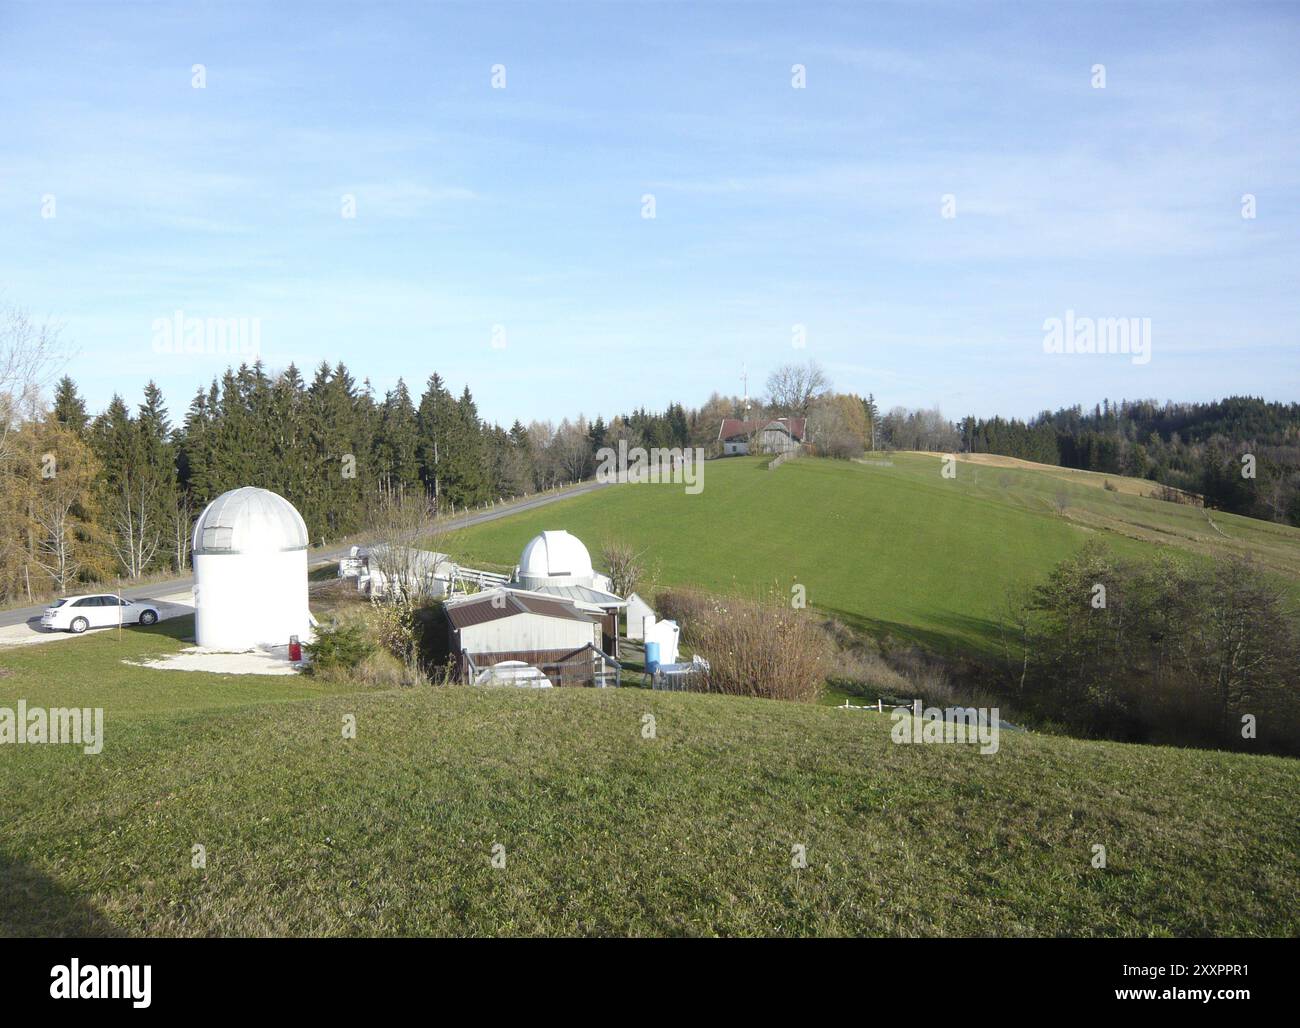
(765, 360), (829, 416)
(170, 493), (193, 573)
(109, 474), (163, 578)
(599, 540), (646, 597)
(365, 490), (452, 606)
(551, 418), (593, 483)
(1, 302), (61, 469)
(1200, 556), (1291, 741)
(879, 406), (962, 452)
(32, 494), (83, 592)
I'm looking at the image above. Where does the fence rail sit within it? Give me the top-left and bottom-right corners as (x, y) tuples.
(449, 565), (512, 591)
(767, 448), (800, 470)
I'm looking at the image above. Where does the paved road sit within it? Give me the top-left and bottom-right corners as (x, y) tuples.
(0, 480), (610, 630)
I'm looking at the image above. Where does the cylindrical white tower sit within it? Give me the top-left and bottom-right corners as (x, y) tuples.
(192, 487), (311, 650)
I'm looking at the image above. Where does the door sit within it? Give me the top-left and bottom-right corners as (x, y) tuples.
(85, 596), (108, 627)
(69, 598), (98, 626)
(93, 596), (122, 627)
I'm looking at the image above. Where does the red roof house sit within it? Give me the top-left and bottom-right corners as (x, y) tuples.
(717, 417), (806, 455)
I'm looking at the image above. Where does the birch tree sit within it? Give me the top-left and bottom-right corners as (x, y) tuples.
(109, 472), (163, 578)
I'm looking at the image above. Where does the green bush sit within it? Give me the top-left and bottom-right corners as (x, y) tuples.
(369, 599), (418, 663)
(305, 622), (375, 675)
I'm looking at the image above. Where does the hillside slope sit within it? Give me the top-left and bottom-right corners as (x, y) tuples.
(0, 623), (1296, 937)
(446, 453), (1300, 654)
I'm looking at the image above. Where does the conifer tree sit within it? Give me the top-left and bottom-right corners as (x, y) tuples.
(51, 376), (89, 435)
(376, 379), (422, 497)
(416, 373), (456, 506)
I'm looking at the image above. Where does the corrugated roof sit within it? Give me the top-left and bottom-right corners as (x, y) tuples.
(445, 589), (597, 629)
(528, 583), (627, 608)
(717, 417), (806, 442)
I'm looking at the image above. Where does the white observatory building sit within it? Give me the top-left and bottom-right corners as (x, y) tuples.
(510, 530), (625, 655)
(192, 486), (311, 650)
(516, 530), (605, 592)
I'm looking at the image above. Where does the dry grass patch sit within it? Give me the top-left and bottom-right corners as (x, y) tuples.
(656, 588), (832, 702)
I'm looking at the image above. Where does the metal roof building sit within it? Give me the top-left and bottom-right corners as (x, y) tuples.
(443, 587), (616, 686)
(508, 530), (626, 656)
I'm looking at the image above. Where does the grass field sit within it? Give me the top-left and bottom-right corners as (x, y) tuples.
(2, 617), (1297, 937)
(442, 453), (1300, 654)
(5, 455), (1298, 938)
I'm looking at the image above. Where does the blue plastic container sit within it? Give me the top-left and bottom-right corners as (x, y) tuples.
(645, 641), (661, 675)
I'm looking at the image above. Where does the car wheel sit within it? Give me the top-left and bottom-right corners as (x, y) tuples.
(139, 609), (158, 626)
(70, 617), (89, 634)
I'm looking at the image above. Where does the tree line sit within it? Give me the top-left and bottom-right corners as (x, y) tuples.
(956, 397), (1300, 524)
(1000, 541), (1300, 756)
(4, 295), (1296, 606)
(1, 351), (848, 600)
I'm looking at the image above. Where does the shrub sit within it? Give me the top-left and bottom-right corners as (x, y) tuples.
(305, 622), (374, 675)
(656, 587), (832, 702)
(370, 598), (418, 664)
(1006, 542), (1300, 753)
(599, 540), (646, 597)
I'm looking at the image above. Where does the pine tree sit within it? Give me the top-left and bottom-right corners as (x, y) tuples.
(51, 376), (89, 435)
(376, 379), (422, 497)
(863, 394), (880, 451)
(450, 385), (489, 505)
(416, 373), (456, 506)
(90, 393), (168, 577)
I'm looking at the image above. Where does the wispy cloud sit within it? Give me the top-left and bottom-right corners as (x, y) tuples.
(0, 0), (1296, 422)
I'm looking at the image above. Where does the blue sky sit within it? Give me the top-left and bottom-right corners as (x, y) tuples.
(2, 0), (1298, 426)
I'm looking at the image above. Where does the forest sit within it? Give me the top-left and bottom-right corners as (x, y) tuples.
(0, 359), (731, 601)
(958, 397), (1300, 525)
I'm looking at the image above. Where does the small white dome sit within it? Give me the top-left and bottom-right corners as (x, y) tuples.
(517, 530), (594, 585)
(192, 487), (309, 556)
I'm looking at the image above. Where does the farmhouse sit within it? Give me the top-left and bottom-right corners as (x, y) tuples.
(443, 588), (619, 687)
(717, 417), (805, 456)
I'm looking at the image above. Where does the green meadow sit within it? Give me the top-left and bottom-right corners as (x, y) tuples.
(4, 454), (1298, 938)
(445, 452), (1300, 654)
(1, 619), (1297, 937)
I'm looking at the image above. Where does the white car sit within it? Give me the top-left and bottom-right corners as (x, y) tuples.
(41, 594), (161, 634)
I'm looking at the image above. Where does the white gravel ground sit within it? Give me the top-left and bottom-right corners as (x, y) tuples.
(126, 643), (305, 676)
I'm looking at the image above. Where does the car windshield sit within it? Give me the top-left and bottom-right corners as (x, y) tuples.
(51, 599), (67, 607)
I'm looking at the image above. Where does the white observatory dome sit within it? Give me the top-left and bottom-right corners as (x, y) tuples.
(191, 487), (311, 650)
(193, 486), (309, 556)
(516, 530), (595, 589)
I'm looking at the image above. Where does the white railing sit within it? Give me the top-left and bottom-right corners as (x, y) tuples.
(448, 565), (512, 592)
